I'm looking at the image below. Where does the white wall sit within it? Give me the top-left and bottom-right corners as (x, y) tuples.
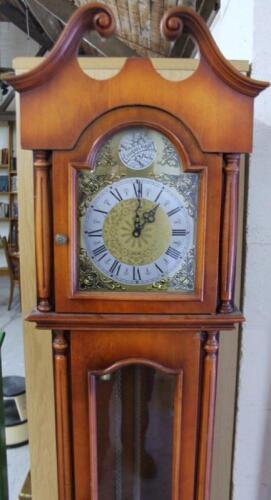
(212, 1), (271, 499)
(212, 0), (253, 60)
(0, 22), (39, 64)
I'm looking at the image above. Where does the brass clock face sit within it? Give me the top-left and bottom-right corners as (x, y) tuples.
(77, 127), (198, 292)
(83, 178), (193, 286)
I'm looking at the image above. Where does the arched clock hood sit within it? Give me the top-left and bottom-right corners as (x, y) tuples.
(4, 4), (269, 152)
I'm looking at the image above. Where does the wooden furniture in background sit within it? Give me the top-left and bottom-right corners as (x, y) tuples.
(0, 119), (18, 273)
(2, 236), (20, 310)
(8, 3), (268, 498)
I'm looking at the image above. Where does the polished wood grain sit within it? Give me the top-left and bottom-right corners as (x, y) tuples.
(219, 154), (240, 313)
(88, 358), (184, 499)
(27, 310), (244, 331)
(52, 106), (221, 314)
(53, 331), (73, 500)
(196, 332), (219, 500)
(172, 371), (183, 500)
(14, 56), (254, 498)
(88, 374), (98, 500)
(9, 5), (268, 499)
(4, 8), (269, 152)
(71, 329), (201, 499)
(34, 150), (53, 312)
(16, 110), (58, 499)
(161, 7), (268, 97)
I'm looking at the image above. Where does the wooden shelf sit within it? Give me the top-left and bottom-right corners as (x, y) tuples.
(0, 121), (19, 252)
(0, 218), (17, 221)
(0, 191), (18, 195)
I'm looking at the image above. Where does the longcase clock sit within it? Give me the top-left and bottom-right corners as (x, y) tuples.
(5, 4), (269, 500)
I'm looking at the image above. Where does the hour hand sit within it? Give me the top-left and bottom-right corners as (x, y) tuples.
(142, 204), (159, 224)
(133, 198), (142, 238)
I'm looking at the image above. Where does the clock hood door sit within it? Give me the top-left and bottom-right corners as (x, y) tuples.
(52, 107), (222, 314)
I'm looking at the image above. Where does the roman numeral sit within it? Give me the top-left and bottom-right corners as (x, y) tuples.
(133, 179), (143, 199)
(110, 189), (123, 202)
(98, 252), (108, 262)
(154, 188), (164, 202)
(155, 263), (164, 274)
(172, 229), (187, 236)
(93, 244), (107, 257)
(167, 207), (181, 217)
(132, 266), (141, 281)
(84, 229), (103, 237)
(93, 208), (108, 215)
(109, 259), (121, 275)
(166, 246), (181, 260)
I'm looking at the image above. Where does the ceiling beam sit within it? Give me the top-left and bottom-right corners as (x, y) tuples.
(170, 0), (220, 57)
(28, 0), (136, 56)
(0, 89), (15, 112)
(26, 0), (62, 44)
(36, 45), (50, 56)
(27, 0), (97, 55)
(0, 0), (51, 48)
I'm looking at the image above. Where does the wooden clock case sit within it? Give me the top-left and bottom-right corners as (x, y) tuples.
(5, 4), (268, 500)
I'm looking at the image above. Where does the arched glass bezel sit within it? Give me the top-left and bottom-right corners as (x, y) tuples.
(77, 125), (199, 293)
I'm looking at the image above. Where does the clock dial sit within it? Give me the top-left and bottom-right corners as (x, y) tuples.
(118, 128), (157, 170)
(83, 178), (192, 285)
(77, 126), (199, 292)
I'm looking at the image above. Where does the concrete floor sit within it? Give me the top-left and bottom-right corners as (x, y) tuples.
(0, 276), (30, 500)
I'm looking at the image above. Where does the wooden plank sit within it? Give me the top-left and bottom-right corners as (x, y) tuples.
(116, 0), (131, 45)
(127, 0), (140, 45)
(138, 0), (151, 50)
(150, 0), (164, 54)
(105, 0), (121, 33)
(16, 89), (58, 500)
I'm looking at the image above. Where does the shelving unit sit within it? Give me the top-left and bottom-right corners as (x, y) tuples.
(0, 119), (18, 273)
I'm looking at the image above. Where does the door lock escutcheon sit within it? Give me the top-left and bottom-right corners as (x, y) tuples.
(55, 234), (68, 246)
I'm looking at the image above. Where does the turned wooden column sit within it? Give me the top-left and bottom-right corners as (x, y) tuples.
(219, 153), (240, 313)
(196, 332), (219, 500)
(34, 150), (53, 312)
(53, 331), (73, 500)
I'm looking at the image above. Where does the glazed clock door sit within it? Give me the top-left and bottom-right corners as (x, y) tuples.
(70, 328), (201, 500)
(53, 107), (222, 314)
